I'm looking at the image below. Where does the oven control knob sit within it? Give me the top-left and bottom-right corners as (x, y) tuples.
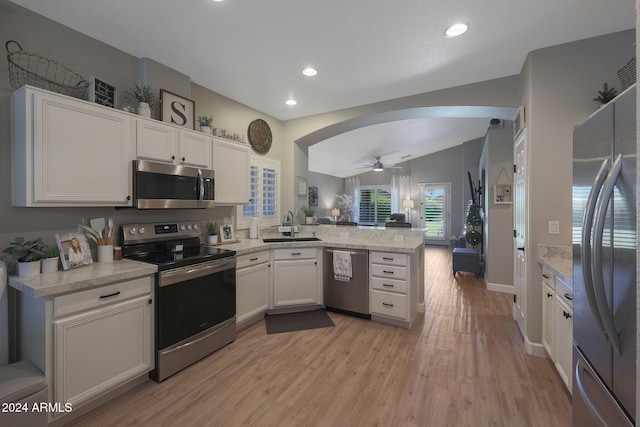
(180, 225), (186, 231)
(193, 224), (199, 230)
(128, 228), (136, 235)
(187, 224), (193, 230)
(138, 227), (145, 235)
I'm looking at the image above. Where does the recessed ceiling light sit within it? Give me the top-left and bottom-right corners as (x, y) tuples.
(445, 23), (468, 38)
(285, 99), (297, 106)
(302, 67), (318, 77)
(211, 0), (224, 2)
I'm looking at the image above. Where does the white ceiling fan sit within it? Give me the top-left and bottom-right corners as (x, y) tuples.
(358, 156), (403, 172)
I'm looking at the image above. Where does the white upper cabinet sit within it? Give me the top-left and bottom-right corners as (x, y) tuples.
(212, 137), (250, 205)
(136, 118), (212, 169)
(12, 86), (134, 207)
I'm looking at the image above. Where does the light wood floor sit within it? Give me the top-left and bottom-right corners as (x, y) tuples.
(70, 247), (571, 426)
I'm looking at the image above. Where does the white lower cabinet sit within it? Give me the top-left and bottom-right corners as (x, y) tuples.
(17, 275), (154, 424)
(272, 248), (321, 307)
(369, 251), (413, 327)
(540, 267), (573, 393)
(554, 293), (573, 392)
(236, 250), (271, 328)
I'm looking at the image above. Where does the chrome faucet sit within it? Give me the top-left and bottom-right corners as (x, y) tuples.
(285, 210), (296, 239)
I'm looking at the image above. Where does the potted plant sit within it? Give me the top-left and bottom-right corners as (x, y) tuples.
(301, 205), (316, 224)
(2, 237), (47, 277)
(124, 83), (156, 118)
(206, 222), (218, 245)
(593, 82), (618, 105)
(197, 116), (213, 134)
(41, 246), (60, 274)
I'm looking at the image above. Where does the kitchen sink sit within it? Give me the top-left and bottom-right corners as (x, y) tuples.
(262, 237), (322, 243)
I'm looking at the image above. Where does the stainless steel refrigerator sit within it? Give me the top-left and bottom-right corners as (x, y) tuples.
(572, 85), (636, 426)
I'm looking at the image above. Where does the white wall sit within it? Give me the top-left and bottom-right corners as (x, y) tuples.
(308, 172), (345, 219)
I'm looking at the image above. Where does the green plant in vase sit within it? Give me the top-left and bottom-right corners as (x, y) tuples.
(593, 83), (618, 105)
(124, 83), (156, 117)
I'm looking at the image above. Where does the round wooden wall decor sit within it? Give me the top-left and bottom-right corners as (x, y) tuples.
(248, 119), (273, 154)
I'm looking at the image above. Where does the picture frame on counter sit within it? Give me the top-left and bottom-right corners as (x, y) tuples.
(220, 224), (235, 243)
(160, 89), (195, 130)
(55, 232), (93, 270)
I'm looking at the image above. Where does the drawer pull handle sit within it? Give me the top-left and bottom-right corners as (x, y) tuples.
(382, 257), (394, 261)
(291, 252), (301, 256)
(382, 302), (394, 308)
(542, 274), (550, 279)
(99, 291), (121, 300)
(564, 293), (573, 301)
(383, 270), (394, 275)
(250, 257), (259, 261)
(383, 283), (394, 288)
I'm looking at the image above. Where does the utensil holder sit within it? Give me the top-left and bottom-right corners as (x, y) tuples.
(97, 245), (113, 263)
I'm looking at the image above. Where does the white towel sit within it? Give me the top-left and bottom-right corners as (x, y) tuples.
(333, 250), (352, 282)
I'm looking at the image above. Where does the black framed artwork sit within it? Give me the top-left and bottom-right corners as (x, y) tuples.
(160, 89), (195, 130)
(309, 186), (318, 207)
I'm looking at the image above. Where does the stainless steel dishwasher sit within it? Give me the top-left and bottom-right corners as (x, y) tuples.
(323, 248), (370, 319)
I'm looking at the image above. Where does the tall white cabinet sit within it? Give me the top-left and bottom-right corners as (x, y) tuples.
(12, 86), (134, 206)
(212, 137), (250, 205)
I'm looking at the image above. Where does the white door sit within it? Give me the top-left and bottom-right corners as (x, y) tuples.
(418, 183), (451, 242)
(513, 130), (527, 336)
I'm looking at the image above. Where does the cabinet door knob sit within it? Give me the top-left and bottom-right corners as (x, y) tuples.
(171, 155), (176, 160)
(181, 156), (186, 162)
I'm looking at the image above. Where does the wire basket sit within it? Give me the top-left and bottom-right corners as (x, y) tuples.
(617, 57), (636, 91)
(5, 40), (89, 99)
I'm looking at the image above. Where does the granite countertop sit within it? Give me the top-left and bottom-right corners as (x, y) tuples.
(9, 259), (158, 298)
(538, 244), (572, 285)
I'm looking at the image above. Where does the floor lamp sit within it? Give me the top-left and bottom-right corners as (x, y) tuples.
(402, 199), (414, 223)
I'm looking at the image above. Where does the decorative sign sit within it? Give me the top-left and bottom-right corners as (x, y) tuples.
(88, 76), (116, 108)
(160, 89), (195, 130)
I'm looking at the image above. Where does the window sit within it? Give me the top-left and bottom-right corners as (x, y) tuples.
(238, 157), (281, 228)
(359, 185), (391, 225)
(419, 183), (450, 240)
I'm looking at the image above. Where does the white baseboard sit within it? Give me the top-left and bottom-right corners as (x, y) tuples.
(486, 282), (513, 294)
(524, 336), (547, 358)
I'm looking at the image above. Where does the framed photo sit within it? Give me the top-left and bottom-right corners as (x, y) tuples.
(297, 176), (308, 197)
(308, 186), (318, 207)
(220, 224), (235, 243)
(55, 232), (93, 270)
(494, 184), (513, 204)
(160, 89), (195, 130)
(88, 76), (116, 108)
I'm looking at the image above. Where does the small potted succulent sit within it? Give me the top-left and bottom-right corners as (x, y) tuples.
(124, 83), (156, 117)
(301, 205), (317, 224)
(206, 222), (218, 245)
(197, 116), (213, 134)
(41, 246), (60, 274)
(2, 237), (47, 277)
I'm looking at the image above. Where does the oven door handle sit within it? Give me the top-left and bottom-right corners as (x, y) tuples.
(159, 258), (236, 287)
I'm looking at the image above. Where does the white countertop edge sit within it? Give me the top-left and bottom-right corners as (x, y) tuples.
(222, 238), (423, 256)
(538, 257), (572, 285)
(9, 259), (158, 298)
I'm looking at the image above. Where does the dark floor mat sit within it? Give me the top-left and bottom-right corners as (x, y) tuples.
(265, 309), (335, 334)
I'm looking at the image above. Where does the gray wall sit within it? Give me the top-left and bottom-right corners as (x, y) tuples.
(480, 127), (514, 290)
(308, 172), (345, 219)
(521, 29), (635, 344)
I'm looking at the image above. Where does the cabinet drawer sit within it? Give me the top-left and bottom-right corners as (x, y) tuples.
(371, 290), (408, 319)
(55, 276), (152, 318)
(371, 276), (408, 294)
(370, 252), (407, 266)
(542, 267), (553, 286)
(273, 247), (317, 260)
(555, 276), (573, 307)
(371, 264), (407, 281)
(237, 250), (270, 269)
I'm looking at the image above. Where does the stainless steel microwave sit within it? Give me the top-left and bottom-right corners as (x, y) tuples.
(133, 160), (215, 209)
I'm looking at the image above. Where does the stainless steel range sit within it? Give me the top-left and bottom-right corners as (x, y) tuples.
(121, 221), (236, 382)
